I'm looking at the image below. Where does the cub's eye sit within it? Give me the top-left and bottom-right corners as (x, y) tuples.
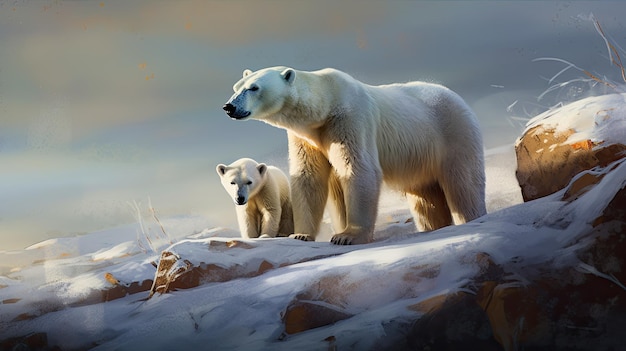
(230, 182), (235, 185)
(246, 181), (252, 185)
(249, 85), (259, 92)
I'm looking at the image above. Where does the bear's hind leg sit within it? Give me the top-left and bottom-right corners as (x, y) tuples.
(327, 170), (347, 233)
(407, 183), (453, 232)
(440, 169), (487, 225)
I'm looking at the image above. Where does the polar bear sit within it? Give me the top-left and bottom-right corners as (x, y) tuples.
(223, 66), (486, 245)
(216, 157), (294, 239)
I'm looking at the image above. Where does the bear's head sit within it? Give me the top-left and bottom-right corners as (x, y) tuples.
(223, 66), (295, 121)
(216, 158), (268, 206)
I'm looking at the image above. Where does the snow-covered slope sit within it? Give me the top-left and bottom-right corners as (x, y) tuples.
(1, 152), (623, 350)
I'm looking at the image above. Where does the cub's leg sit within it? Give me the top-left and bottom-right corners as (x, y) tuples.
(236, 206), (260, 239)
(259, 206), (281, 238)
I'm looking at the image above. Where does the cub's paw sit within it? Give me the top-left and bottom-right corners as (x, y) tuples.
(330, 233), (371, 245)
(258, 234), (273, 239)
(289, 233), (313, 242)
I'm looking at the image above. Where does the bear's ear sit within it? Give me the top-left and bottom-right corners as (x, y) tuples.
(257, 163), (267, 177)
(243, 69), (253, 78)
(281, 68), (295, 84)
(216, 164), (227, 176)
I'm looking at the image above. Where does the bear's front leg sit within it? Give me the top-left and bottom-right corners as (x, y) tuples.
(243, 210), (262, 239)
(328, 142), (382, 245)
(329, 183), (380, 245)
(288, 134), (331, 242)
(235, 206), (258, 239)
(259, 207), (281, 238)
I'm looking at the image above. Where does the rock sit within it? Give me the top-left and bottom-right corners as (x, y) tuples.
(149, 240), (273, 296)
(515, 93), (626, 201)
(149, 238), (353, 297)
(408, 291), (502, 350)
(0, 332), (56, 351)
(402, 153), (626, 350)
(282, 300), (352, 335)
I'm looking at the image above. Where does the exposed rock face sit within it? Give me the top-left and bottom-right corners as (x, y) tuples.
(428, 161), (626, 350)
(515, 93), (626, 201)
(149, 238), (353, 297)
(150, 239), (274, 296)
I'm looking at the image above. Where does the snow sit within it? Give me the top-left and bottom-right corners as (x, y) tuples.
(520, 92), (626, 146)
(0, 97), (624, 349)
(0, 148), (518, 350)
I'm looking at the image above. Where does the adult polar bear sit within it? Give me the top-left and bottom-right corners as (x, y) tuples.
(223, 66), (486, 245)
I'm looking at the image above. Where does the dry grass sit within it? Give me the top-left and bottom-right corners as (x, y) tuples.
(129, 198), (174, 254)
(533, 15), (626, 102)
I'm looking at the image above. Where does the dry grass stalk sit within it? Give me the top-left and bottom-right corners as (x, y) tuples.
(534, 15), (626, 102)
(129, 199), (173, 254)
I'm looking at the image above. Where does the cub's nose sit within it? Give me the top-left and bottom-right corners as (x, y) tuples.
(236, 196), (246, 205)
(223, 103), (236, 115)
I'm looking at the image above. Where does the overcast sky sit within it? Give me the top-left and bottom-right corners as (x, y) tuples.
(1, 1), (625, 251)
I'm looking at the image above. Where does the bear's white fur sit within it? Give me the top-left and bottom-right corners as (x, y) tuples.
(224, 67), (486, 245)
(216, 157), (293, 239)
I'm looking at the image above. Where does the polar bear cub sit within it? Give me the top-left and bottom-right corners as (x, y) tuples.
(216, 158), (294, 239)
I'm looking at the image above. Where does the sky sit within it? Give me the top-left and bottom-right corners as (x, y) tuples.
(1, 0), (625, 252)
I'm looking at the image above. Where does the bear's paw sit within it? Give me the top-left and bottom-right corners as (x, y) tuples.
(289, 233), (314, 242)
(330, 232), (372, 245)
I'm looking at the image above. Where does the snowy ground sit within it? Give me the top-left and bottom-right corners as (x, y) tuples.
(0, 144), (528, 350)
(1, 132), (624, 349)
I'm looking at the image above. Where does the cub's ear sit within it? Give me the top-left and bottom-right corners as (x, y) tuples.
(256, 163), (267, 177)
(216, 164), (227, 176)
(281, 68), (295, 84)
(243, 69), (253, 78)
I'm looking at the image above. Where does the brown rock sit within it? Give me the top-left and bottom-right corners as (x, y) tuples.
(515, 94), (626, 202)
(408, 291), (502, 350)
(0, 332), (52, 351)
(515, 124), (626, 201)
(148, 238), (349, 297)
(282, 300), (352, 335)
(2, 298), (20, 304)
(149, 240), (279, 296)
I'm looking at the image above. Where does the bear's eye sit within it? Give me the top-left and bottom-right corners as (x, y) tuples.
(248, 85), (259, 92)
(246, 181), (252, 185)
(230, 181), (236, 185)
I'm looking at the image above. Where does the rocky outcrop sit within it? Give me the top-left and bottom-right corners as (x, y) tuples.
(440, 160), (626, 350)
(515, 93), (626, 201)
(149, 238), (355, 297)
(149, 240), (273, 296)
(277, 158), (626, 350)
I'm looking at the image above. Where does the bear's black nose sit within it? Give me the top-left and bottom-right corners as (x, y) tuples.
(223, 103), (236, 115)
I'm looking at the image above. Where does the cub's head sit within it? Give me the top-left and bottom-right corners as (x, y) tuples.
(223, 66), (296, 121)
(216, 158), (268, 206)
